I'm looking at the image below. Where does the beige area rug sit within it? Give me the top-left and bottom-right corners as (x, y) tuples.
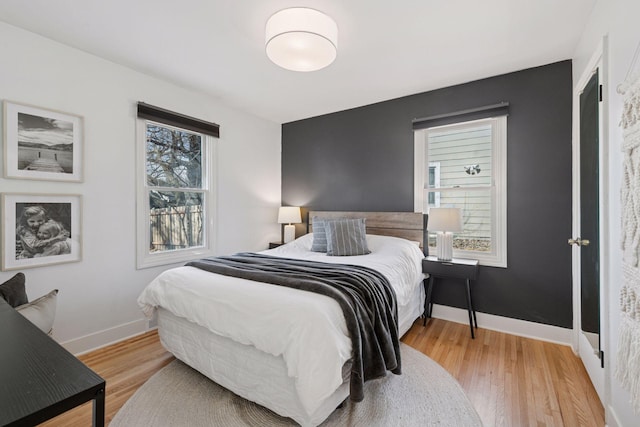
(110, 343), (482, 426)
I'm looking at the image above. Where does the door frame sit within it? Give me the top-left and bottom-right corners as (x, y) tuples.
(571, 36), (610, 405)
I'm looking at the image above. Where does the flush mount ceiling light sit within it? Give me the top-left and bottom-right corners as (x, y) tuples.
(265, 7), (338, 72)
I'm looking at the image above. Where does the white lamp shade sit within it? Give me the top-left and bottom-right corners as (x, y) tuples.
(429, 208), (463, 232)
(278, 206), (302, 224)
(266, 8), (338, 72)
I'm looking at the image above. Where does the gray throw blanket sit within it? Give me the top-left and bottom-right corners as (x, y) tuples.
(186, 253), (401, 402)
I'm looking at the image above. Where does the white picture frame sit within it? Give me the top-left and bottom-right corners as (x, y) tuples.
(3, 100), (83, 182)
(1, 193), (82, 271)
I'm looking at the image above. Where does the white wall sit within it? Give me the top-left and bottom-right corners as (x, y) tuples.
(0, 22), (282, 353)
(573, 0), (640, 425)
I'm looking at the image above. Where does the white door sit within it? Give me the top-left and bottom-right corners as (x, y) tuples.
(571, 44), (607, 403)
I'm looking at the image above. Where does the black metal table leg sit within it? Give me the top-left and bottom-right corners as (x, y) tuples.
(93, 387), (105, 427)
(465, 278), (476, 339)
(423, 276), (434, 326)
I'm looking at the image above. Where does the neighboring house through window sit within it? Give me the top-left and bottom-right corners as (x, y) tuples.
(414, 104), (507, 267)
(135, 103), (218, 269)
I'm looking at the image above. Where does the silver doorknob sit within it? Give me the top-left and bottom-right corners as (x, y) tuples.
(568, 238), (590, 246)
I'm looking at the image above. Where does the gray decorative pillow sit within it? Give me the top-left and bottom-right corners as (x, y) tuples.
(16, 289), (58, 335)
(311, 217), (328, 252)
(325, 218), (371, 256)
(0, 272), (28, 308)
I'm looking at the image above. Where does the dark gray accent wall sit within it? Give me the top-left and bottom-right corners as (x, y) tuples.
(282, 60), (573, 328)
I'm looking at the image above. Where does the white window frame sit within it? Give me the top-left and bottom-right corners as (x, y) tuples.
(136, 119), (216, 269)
(428, 162), (441, 207)
(414, 116), (507, 267)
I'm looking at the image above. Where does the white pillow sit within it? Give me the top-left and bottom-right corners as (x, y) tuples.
(286, 233), (314, 250)
(16, 289), (58, 335)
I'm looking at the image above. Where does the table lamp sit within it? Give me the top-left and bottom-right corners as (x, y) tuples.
(278, 206), (302, 243)
(428, 207), (463, 261)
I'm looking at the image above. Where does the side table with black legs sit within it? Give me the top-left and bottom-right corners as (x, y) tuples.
(422, 256), (480, 338)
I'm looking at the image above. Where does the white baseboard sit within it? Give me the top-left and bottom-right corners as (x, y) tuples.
(60, 318), (150, 356)
(606, 403), (622, 427)
(430, 304), (573, 345)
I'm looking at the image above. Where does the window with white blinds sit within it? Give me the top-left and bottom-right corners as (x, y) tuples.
(415, 116), (507, 267)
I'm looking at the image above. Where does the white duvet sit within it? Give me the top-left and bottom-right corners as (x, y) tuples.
(137, 233), (424, 415)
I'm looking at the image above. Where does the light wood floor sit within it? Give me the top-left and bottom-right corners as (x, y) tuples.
(42, 318), (604, 426)
(402, 319), (604, 427)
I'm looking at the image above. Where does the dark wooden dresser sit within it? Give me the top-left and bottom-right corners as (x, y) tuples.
(0, 298), (105, 426)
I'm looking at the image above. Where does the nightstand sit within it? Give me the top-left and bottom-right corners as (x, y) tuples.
(422, 256), (480, 338)
(268, 242), (283, 249)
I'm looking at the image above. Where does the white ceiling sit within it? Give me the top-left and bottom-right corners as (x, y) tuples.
(0, 0), (595, 124)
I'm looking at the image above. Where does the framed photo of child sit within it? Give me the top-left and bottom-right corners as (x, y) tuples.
(1, 193), (82, 271)
(3, 100), (83, 182)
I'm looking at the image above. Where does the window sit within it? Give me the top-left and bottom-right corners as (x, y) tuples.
(414, 116), (507, 267)
(136, 103), (218, 269)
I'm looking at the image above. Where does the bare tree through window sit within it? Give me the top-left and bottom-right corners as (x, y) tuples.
(145, 124), (204, 252)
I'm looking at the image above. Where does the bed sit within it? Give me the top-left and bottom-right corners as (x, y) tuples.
(137, 211), (427, 426)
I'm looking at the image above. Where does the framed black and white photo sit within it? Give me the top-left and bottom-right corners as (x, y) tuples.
(3, 101), (83, 182)
(1, 193), (82, 271)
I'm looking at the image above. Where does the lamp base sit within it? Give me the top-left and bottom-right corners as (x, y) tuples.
(436, 231), (454, 261)
(283, 224), (296, 243)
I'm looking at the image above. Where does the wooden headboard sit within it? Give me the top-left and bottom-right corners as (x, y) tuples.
(307, 211), (428, 253)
